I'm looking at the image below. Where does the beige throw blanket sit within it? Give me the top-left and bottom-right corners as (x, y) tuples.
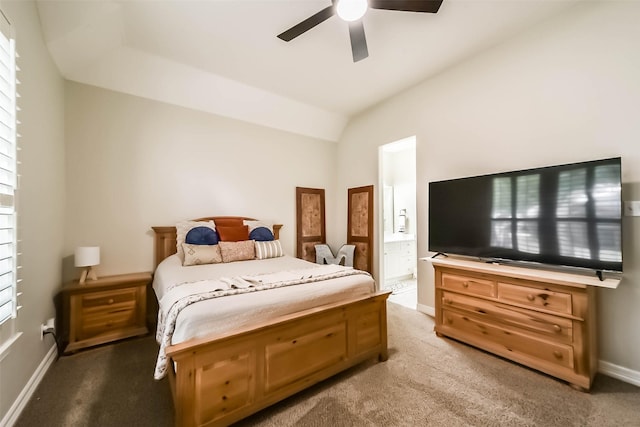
(154, 264), (370, 379)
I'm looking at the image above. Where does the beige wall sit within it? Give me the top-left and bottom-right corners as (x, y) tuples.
(0, 0), (65, 423)
(64, 82), (337, 278)
(3, 1), (640, 421)
(335, 0), (640, 376)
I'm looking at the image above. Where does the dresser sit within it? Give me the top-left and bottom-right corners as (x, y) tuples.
(60, 272), (151, 353)
(431, 257), (620, 391)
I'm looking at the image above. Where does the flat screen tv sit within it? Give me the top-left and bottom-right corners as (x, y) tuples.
(428, 157), (622, 274)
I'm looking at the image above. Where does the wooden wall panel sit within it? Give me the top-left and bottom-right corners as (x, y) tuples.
(348, 185), (374, 274)
(296, 187), (326, 262)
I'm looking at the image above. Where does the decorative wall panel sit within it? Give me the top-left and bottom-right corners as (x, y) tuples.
(296, 187), (326, 262)
(348, 185), (374, 274)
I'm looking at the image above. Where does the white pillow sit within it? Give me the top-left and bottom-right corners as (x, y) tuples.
(255, 240), (284, 260)
(175, 220), (216, 261)
(182, 243), (222, 266)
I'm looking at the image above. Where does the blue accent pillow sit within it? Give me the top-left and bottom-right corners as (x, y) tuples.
(249, 226), (274, 242)
(185, 226), (219, 245)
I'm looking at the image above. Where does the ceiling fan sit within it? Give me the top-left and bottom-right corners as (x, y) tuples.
(277, 0), (444, 62)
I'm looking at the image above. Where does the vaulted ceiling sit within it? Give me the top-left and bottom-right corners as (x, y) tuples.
(36, 0), (579, 141)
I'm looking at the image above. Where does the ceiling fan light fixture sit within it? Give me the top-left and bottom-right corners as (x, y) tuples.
(336, 0), (368, 22)
(278, 0), (444, 62)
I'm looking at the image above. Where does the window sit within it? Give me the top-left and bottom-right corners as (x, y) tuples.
(490, 174), (541, 254)
(490, 177), (513, 249)
(557, 165), (622, 262)
(0, 9), (17, 328)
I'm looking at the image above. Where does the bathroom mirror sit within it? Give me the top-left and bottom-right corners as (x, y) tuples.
(383, 185), (394, 234)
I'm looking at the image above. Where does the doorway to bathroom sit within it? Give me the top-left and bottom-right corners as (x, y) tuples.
(379, 136), (417, 310)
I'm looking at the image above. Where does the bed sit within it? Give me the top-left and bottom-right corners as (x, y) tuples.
(151, 216), (390, 427)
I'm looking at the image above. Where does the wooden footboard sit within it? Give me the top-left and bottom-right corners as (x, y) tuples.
(165, 291), (390, 427)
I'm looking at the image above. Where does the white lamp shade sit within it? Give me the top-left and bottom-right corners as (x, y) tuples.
(75, 246), (100, 267)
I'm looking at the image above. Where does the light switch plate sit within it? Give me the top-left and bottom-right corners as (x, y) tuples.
(624, 201), (640, 217)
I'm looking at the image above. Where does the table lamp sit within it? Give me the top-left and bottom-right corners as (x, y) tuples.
(75, 246), (100, 284)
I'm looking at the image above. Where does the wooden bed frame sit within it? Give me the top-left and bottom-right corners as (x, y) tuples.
(151, 217), (390, 427)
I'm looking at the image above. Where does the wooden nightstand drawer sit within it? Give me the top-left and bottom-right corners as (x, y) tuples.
(61, 272), (152, 353)
(81, 288), (137, 310)
(80, 307), (137, 339)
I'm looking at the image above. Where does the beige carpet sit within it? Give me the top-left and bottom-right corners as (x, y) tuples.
(16, 302), (640, 426)
(237, 303), (640, 426)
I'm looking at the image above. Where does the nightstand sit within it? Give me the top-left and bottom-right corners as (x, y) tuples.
(60, 272), (151, 353)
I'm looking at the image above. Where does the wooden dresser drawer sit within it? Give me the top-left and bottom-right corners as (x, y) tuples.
(441, 291), (573, 343)
(441, 273), (495, 298)
(432, 259), (599, 391)
(497, 282), (572, 315)
(441, 309), (574, 370)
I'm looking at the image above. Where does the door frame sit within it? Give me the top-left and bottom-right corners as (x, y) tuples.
(378, 136), (417, 289)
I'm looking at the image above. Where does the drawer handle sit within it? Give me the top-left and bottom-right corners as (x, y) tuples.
(443, 298), (452, 305)
(462, 281), (469, 288)
(553, 324), (562, 333)
(553, 351), (563, 359)
(526, 294), (535, 302)
(446, 316), (453, 324)
(108, 298), (114, 304)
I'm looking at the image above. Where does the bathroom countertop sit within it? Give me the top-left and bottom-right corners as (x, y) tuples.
(384, 233), (415, 243)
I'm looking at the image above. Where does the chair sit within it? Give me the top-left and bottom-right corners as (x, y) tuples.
(315, 244), (355, 267)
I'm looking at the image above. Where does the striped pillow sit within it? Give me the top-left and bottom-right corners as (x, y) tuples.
(255, 240), (284, 260)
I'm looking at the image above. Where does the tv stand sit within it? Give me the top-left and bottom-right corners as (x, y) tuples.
(430, 257), (620, 391)
(430, 252), (448, 259)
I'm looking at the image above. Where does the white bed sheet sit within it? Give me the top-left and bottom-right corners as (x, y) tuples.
(152, 254), (376, 346)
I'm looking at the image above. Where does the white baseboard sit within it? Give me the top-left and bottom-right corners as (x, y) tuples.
(599, 360), (640, 387)
(417, 303), (435, 317)
(0, 343), (57, 427)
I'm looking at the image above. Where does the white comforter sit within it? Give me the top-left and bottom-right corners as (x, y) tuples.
(152, 255), (376, 379)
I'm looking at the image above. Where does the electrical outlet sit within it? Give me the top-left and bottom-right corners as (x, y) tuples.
(40, 317), (55, 341)
(624, 201), (640, 217)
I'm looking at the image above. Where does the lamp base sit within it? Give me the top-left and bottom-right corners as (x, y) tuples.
(79, 266), (98, 284)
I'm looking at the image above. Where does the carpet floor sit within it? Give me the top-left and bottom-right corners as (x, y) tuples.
(15, 302), (640, 426)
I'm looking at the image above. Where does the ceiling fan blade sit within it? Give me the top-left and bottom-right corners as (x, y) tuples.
(277, 5), (336, 42)
(369, 0), (444, 13)
(348, 21), (368, 62)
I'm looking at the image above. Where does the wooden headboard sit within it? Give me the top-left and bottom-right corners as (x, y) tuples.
(151, 216), (282, 268)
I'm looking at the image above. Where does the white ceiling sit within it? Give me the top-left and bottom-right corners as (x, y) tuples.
(36, 0), (579, 141)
